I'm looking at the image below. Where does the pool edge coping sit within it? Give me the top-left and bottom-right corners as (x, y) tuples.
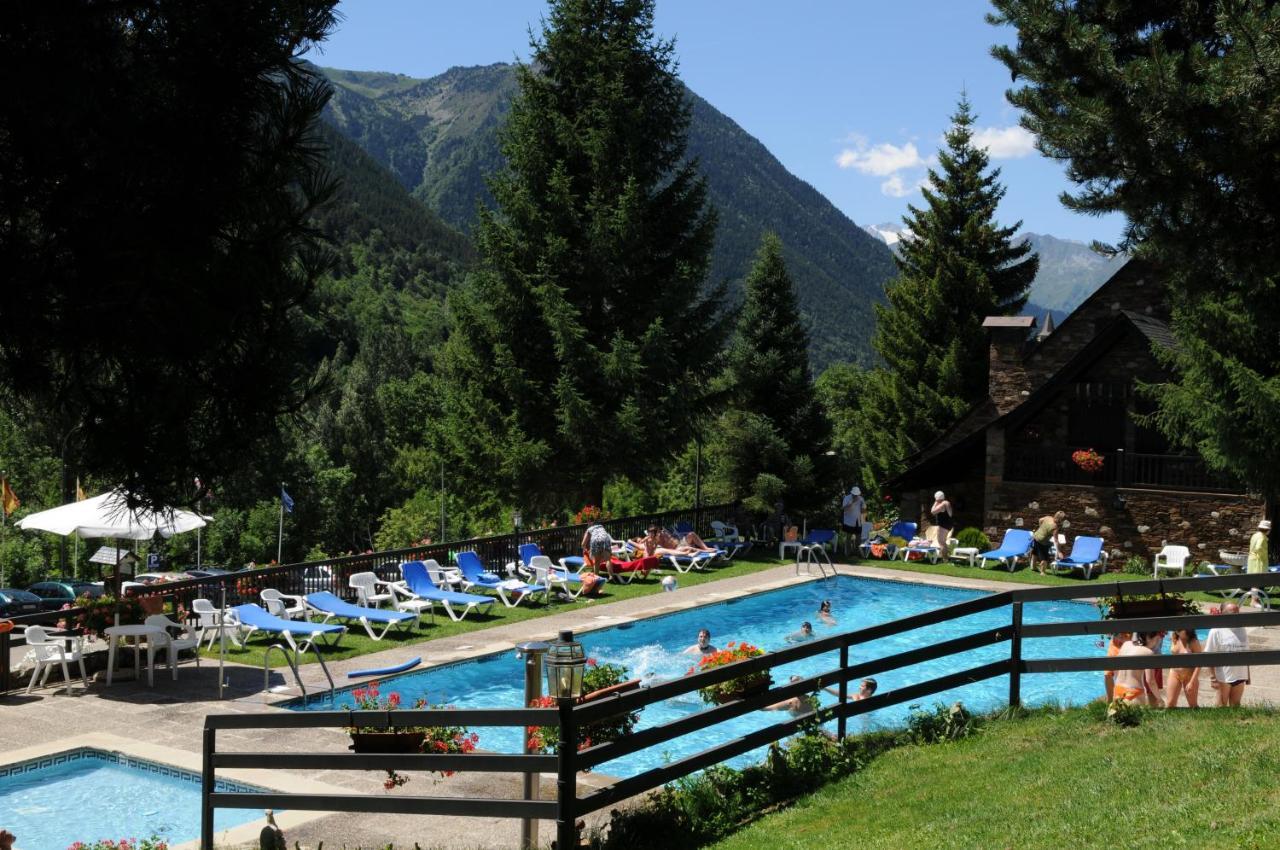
(0, 731), (347, 850)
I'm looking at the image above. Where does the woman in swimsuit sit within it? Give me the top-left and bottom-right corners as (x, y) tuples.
(1113, 633), (1161, 705)
(1165, 628), (1203, 708)
(1102, 631), (1132, 702)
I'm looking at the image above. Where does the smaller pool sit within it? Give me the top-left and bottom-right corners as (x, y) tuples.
(0, 749), (266, 850)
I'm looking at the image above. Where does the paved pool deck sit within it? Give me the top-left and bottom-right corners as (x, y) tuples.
(2, 560), (1278, 849)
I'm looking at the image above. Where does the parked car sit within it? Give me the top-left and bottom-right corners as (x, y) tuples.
(0, 588), (42, 617)
(184, 567), (233, 579)
(25, 579), (105, 611)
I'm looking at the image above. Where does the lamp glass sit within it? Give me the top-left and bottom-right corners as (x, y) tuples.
(545, 629), (586, 698)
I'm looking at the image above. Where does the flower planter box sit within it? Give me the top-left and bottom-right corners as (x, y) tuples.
(349, 731), (426, 754)
(708, 675), (773, 705)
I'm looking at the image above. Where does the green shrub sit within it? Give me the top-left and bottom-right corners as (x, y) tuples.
(1106, 698), (1143, 727)
(955, 527), (991, 551)
(1121, 555), (1149, 575)
(904, 701), (977, 744)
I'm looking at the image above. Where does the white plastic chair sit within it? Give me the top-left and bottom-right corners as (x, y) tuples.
(22, 625), (88, 695)
(525, 555), (588, 597)
(260, 588), (306, 620)
(349, 571), (396, 609)
(1153, 545), (1192, 577)
(144, 614), (201, 672)
(192, 598), (241, 649)
(424, 559), (463, 590)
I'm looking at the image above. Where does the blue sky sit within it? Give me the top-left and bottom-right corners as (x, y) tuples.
(315, 0), (1124, 244)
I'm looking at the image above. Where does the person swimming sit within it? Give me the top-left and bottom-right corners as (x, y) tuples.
(763, 675), (815, 717)
(683, 628), (716, 656)
(818, 599), (836, 626)
(785, 621), (816, 643)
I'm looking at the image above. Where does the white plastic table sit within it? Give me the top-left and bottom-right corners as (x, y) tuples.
(779, 541), (802, 560)
(952, 547), (979, 567)
(104, 623), (174, 687)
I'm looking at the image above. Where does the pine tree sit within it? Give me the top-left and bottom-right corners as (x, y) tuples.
(714, 233), (829, 509)
(854, 96), (1037, 482)
(989, 0), (1280, 507)
(436, 0), (725, 515)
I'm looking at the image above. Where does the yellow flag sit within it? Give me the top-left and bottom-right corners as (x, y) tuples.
(76, 477), (86, 502)
(1, 477), (19, 516)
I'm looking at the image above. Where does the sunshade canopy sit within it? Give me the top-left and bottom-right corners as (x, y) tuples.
(15, 489), (208, 540)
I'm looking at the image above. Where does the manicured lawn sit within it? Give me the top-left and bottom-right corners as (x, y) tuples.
(713, 706), (1280, 850)
(205, 553), (790, 667)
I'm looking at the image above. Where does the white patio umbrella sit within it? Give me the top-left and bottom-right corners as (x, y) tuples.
(15, 489), (208, 540)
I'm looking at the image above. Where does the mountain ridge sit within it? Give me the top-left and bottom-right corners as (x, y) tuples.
(318, 63), (897, 368)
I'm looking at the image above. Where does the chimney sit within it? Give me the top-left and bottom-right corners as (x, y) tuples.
(983, 316), (1036, 413)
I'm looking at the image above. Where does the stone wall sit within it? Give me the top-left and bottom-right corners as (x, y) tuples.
(985, 480), (1264, 564)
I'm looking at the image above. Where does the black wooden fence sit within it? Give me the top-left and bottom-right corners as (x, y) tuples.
(200, 571), (1280, 849)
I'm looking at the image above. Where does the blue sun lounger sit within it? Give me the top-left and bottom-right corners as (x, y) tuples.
(304, 591), (417, 641)
(978, 529), (1035, 572)
(1051, 535), (1108, 580)
(231, 603), (346, 654)
(457, 551), (548, 607)
(393, 560), (497, 623)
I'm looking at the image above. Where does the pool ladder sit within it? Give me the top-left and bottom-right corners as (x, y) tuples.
(262, 643), (336, 706)
(795, 542), (835, 580)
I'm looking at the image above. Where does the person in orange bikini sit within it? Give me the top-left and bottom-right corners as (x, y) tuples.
(1165, 628), (1203, 708)
(1113, 633), (1162, 705)
(1103, 631), (1132, 701)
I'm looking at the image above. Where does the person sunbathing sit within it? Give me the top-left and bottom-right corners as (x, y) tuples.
(649, 528), (708, 557)
(679, 530), (717, 553)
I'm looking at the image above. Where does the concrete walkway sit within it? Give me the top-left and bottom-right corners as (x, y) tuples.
(2, 561), (1277, 849)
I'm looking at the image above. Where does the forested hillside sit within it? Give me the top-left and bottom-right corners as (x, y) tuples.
(319, 63), (896, 368)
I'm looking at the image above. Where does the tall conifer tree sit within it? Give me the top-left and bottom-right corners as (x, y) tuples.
(436, 0), (724, 514)
(855, 96), (1037, 482)
(989, 0), (1280, 509)
(715, 233), (828, 509)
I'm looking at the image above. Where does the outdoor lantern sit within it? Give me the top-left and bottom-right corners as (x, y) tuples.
(513, 510), (523, 529)
(545, 629), (586, 699)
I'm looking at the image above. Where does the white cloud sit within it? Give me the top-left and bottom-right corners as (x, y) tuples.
(880, 174), (929, 198)
(835, 141), (927, 176)
(971, 125), (1036, 159)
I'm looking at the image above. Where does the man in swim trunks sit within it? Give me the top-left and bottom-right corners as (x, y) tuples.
(684, 628), (716, 656)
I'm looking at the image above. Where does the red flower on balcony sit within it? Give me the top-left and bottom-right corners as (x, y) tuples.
(1072, 448), (1105, 473)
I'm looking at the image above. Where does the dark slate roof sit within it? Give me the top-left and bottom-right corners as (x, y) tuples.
(1121, 310), (1178, 351)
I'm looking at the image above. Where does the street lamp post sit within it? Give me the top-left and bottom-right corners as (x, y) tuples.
(59, 420), (85, 572)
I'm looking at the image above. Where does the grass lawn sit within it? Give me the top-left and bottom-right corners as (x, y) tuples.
(713, 706), (1280, 850)
(205, 553), (790, 668)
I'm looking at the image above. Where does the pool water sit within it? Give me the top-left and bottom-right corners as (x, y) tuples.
(289, 576), (1105, 776)
(0, 749), (264, 850)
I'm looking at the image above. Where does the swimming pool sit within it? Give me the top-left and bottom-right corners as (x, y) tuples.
(0, 749), (265, 850)
(288, 576), (1105, 776)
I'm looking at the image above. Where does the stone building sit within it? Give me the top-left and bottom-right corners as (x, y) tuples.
(887, 259), (1265, 564)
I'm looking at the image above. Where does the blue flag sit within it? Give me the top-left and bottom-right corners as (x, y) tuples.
(281, 486), (294, 514)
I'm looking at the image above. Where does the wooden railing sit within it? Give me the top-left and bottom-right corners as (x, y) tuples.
(1004, 446), (1241, 492)
(200, 571), (1280, 849)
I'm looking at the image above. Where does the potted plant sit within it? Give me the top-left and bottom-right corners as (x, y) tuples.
(1071, 447), (1105, 473)
(526, 660), (642, 757)
(690, 641), (773, 705)
(65, 594), (143, 638)
(1098, 592), (1197, 620)
(346, 682), (479, 786)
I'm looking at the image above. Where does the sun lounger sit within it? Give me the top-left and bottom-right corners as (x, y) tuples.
(457, 551), (548, 607)
(861, 521), (918, 560)
(393, 560), (497, 623)
(977, 529), (1034, 572)
(524, 555), (606, 598)
(304, 591), (417, 640)
(661, 550), (718, 573)
(1051, 535), (1108, 580)
(231, 603), (346, 654)
(899, 536), (953, 564)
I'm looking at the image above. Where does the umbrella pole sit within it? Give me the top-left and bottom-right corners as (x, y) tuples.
(218, 583), (226, 700)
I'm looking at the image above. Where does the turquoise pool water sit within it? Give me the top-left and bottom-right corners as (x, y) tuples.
(288, 576), (1105, 776)
(0, 749), (264, 850)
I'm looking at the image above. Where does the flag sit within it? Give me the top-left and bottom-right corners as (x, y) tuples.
(1, 477), (19, 516)
(280, 486), (294, 514)
(76, 477), (86, 502)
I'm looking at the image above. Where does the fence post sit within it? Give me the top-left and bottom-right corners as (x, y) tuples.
(201, 726), (216, 850)
(556, 697), (578, 850)
(1008, 601), (1023, 708)
(837, 644), (849, 739)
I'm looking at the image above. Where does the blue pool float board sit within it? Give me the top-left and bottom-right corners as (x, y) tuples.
(347, 656), (422, 679)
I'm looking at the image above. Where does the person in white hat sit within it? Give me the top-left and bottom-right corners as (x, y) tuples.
(1247, 519), (1271, 574)
(841, 486), (866, 554)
